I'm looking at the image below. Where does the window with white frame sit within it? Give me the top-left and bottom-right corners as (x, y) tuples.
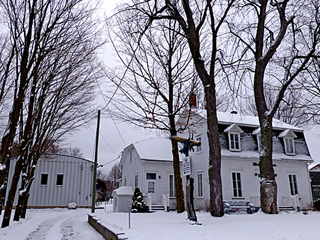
(289, 174), (298, 195)
(224, 124), (243, 152)
(279, 129), (297, 156)
(169, 175), (175, 198)
(232, 172), (242, 198)
(148, 182), (155, 193)
(135, 174), (138, 188)
(284, 138), (295, 155)
(196, 136), (202, 152)
(257, 135), (262, 152)
(197, 172), (203, 197)
(229, 133), (241, 151)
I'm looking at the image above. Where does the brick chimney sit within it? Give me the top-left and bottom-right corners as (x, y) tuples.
(189, 93), (197, 108)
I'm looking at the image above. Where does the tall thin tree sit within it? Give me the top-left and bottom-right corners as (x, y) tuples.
(0, 0), (103, 227)
(116, 0), (236, 217)
(107, 16), (201, 212)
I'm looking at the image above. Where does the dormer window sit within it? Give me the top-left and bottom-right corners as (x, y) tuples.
(229, 133), (240, 151)
(253, 128), (262, 152)
(285, 138), (295, 155)
(279, 129), (297, 156)
(224, 124), (243, 152)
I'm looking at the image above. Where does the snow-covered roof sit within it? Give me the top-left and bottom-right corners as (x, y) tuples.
(192, 110), (303, 131)
(113, 186), (133, 196)
(223, 124), (244, 133)
(252, 128), (261, 135)
(279, 129), (297, 138)
(221, 149), (312, 162)
(131, 138), (173, 162)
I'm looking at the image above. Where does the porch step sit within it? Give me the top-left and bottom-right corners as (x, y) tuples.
(151, 205), (165, 211)
(278, 206), (295, 211)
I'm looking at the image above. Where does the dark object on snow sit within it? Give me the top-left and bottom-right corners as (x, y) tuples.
(131, 188), (149, 212)
(314, 199), (320, 211)
(223, 200), (255, 214)
(186, 177), (197, 221)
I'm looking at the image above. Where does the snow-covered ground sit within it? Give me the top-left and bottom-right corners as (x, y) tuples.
(1, 204), (319, 240)
(0, 208), (104, 240)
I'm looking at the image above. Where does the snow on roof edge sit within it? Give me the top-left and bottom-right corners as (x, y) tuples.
(190, 110), (303, 131)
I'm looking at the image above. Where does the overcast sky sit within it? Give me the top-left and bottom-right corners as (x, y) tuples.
(68, 0), (158, 175)
(69, 0), (320, 175)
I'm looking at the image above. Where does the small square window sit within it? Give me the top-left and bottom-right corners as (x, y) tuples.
(56, 174), (64, 186)
(41, 174), (48, 185)
(146, 173), (156, 180)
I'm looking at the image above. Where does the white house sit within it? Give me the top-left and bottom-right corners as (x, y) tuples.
(119, 138), (177, 208)
(120, 111), (313, 211)
(178, 110), (313, 210)
(5, 154), (94, 208)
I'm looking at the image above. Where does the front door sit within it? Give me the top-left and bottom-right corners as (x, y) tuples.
(146, 173), (157, 204)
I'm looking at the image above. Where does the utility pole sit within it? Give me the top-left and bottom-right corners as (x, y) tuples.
(92, 110), (100, 213)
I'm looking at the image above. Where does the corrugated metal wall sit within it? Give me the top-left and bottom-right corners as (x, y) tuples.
(5, 154), (94, 207)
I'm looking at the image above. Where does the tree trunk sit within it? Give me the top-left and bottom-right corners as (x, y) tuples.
(253, 0), (278, 214)
(1, 157), (24, 228)
(170, 130), (185, 213)
(14, 174), (35, 221)
(258, 115), (278, 214)
(0, 0), (36, 211)
(205, 84), (224, 217)
(20, 193), (30, 219)
(13, 191), (24, 222)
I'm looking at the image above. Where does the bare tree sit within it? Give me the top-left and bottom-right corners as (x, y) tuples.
(0, 0), (36, 210)
(115, 0), (237, 217)
(107, 163), (121, 190)
(243, 87), (315, 127)
(107, 14), (202, 212)
(225, 0), (320, 213)
(0, 0), (103, 227)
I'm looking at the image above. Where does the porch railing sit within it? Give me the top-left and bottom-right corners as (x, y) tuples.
(162, 194), (170, 212)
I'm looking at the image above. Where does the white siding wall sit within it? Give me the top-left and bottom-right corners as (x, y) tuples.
(120, 146), (174, 205)
(120, 146), (143, 190)
(180, 118), (313, 210)
(143, 161), (174, 204)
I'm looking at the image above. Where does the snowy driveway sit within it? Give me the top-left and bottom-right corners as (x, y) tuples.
(0, 208), (104, 240)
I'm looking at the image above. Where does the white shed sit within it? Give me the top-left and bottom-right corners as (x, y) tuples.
(5, 154), (94, 208)
(112, 186), (133, 212)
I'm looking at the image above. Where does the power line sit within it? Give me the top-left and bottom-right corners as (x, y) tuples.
(99, 154), (121, 167)
(95, 75), (126, 147)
